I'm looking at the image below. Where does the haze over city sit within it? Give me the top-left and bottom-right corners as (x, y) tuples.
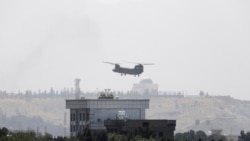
(0, 0), (250, 100)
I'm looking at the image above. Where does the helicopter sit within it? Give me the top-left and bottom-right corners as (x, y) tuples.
(103, 61), (154, 76)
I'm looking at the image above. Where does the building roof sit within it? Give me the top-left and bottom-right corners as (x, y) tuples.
(140, 78), (153, 84)
(65, 99), (150, 109)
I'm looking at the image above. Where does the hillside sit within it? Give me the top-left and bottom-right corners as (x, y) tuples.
(147, 96), (250, 135)
(0, 94), (250, 136)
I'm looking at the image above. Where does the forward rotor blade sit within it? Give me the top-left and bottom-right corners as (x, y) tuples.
(121, 61), (138, 64)
(102, 61), (118, 65)
(142, 63), (154, 65)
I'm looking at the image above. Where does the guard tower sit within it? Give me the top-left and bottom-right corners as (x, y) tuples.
(74, 78), (81, 99)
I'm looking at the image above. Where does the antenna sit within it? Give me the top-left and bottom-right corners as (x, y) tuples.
(64, 112), (66, 137)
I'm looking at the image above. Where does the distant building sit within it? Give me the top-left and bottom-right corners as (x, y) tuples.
(211, 129), (223, 135)
(132, 78), (158, 95)
(65, 91), (149, 136)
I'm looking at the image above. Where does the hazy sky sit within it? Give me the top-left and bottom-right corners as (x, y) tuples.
(0, 0), (249, 100)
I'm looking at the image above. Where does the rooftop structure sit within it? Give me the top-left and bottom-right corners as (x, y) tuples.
(74, 78), (81, 99)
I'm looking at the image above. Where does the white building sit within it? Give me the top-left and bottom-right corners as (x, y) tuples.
(132, 78), (158, 95)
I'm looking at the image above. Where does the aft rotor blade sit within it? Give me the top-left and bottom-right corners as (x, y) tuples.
(121, 61), (154, 65)
(102, 61), (118, 65)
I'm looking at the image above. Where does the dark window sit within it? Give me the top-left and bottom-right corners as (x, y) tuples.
(70, 113), (76, 121)
(83, 125), (85, 132)
(72, 113), (75, 121)
(142, 122), (149, 127)
(83, 113), (85, 121)
(159, 131), (163, 137)
(79, 113), (82, 121)
(79, 125), (82, 132)
(86, 113), (89, 121)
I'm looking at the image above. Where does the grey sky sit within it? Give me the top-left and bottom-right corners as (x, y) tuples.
(0, 0), (249, 100)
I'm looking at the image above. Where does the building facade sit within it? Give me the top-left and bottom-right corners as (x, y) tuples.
(65, 95), (149, 136)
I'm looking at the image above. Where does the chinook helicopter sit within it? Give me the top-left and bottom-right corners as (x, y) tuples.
(103, 61), (154, 76)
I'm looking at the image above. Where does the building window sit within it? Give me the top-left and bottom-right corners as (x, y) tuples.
(86, 113), (89, 121)
(79, 125), (82, 132)
(97, 118), (101, 123)
(72, 113), (75, 121)
(142, 122), (149, 127)
(79, 113), (82, 121)
(82, 125), (85, 132)
(70, 125), (76, 132)
(159, 131), (163, 137)
(83, 113), (85, 121)
(70, 113), (76, 121)
(78, 113), (86, 121)
(70, 113), (73, 121)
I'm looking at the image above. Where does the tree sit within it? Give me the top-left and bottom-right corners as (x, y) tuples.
(0, 127), (8, 137)
(196, 130), (207, 141)
(186, 130), (196, 141)
(175, 130), (208, 141)
(238, 130), (250, 141)
(208, 134), (227, 141)
(108, 133), (127, 141)
(92, 131), (108, 141)
(199, 91), (205, 97)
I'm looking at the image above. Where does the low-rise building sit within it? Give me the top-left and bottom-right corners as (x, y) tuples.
(65, 93), (149, 136)
(104, 119), (176, 141)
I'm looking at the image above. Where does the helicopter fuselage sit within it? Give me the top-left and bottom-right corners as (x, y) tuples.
(112, 65), (143, 76)
(103, 61), (153, 76)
